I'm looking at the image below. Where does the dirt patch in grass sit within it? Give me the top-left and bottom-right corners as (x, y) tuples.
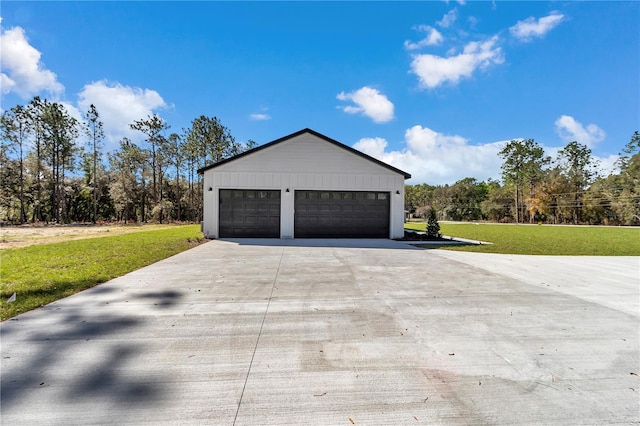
(1, 225), (206, 320)
(0, 223), (190, 250)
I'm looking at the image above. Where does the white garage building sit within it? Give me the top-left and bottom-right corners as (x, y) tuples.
(198, 128), (411, 239)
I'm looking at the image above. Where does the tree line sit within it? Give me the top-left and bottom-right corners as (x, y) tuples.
(2, 97), (638, 227)
(406, 132), (640, 226)
(0, 97), (255, 224)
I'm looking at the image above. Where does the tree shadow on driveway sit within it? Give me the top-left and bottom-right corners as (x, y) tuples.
(1, 288), (184, 423)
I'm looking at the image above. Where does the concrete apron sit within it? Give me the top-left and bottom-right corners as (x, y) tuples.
(1, 239), (638, 425)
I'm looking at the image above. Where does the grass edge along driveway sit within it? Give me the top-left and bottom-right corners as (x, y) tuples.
(1, 225), (204, 320)
(405, 222), (640, 256)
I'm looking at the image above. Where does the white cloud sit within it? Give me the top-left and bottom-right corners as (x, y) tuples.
(594, 154), (619, 177)
(510, 11), (564, 41)
(337, 86), (394, 123)
(352, 137), (388, 158)
(410, 36), (504, 89)
(353, 119), (614, 185)
(77, 80), (167, 148)
(437, 9), (458, 28)
(404, 25), (443, 50)
(250, 113), (271, 121)
(554, 115), (606, 148)
(353, 125), (507, 185)
(0, 23), (64, 98)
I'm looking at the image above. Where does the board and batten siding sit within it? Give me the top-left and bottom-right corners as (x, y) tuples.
(202, 132), (407, 239)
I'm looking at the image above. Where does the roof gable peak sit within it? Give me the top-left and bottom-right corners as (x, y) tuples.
(197, 128), (411, 179)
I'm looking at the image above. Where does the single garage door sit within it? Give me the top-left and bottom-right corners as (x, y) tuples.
(219, 189), (281, 238)
(294, 190), (390, 238)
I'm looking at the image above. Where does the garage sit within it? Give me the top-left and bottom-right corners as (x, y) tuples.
(198, 128), (411, 239)
(294, 190), (390, 238)
(219, 190), (281, 238)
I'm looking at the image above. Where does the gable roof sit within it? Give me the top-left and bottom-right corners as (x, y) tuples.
(197, 128), (411, 179)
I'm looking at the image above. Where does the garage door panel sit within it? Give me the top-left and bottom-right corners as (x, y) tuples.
(294, 190), (389, 238)
(257, 216), (272, 224)
(219, 189), (280, 238)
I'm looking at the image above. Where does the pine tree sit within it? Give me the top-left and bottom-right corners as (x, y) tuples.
(426, 207), (441, 239)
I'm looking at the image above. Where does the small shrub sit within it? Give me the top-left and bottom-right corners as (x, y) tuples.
(426, 207), (441, 238)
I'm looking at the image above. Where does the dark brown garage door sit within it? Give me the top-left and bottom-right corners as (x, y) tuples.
(294, 191), (390, 238)
(219, 190), (281, 238)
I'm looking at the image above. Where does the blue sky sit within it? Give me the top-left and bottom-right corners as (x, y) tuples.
(1, 1), (638, 185)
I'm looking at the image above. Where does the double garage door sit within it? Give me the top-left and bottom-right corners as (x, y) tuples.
(219, 189), (390, 238)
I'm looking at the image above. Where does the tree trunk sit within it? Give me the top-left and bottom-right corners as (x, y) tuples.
(175, 164), (181, 222)
(93, 141), (97, 223)
(189, 168), (194, 222)
(514, 185), (519, 224)
(152, 145), (157, 205)
(54, 147), (59, 223)
(141, 177), (146, 223)
(18, 147), (26, 223)
(34, 138), (42, 223)
(159, 167), (163, 224)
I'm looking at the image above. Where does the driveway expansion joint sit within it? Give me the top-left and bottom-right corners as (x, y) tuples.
(233, 247), (285, 425)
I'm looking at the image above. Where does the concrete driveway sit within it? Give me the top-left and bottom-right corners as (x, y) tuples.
(1, 239), (638, 425)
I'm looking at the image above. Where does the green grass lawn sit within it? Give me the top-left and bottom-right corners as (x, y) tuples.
(405, 222), (640, 256)
(1, 225), (204, 320)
